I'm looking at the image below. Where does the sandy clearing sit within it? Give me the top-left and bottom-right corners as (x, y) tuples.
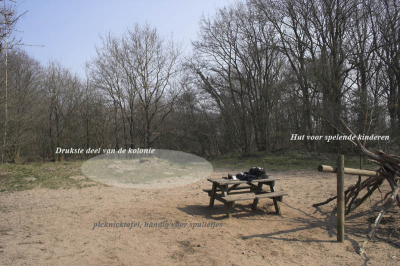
(0, 170), (399, 265)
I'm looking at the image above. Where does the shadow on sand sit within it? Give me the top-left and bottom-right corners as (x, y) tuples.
(177, 200), (400, 263)
(178, 202), (283, 220)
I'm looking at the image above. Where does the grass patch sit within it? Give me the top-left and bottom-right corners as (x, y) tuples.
(210, 151), (377, 172)
(0, 151), (380, 192)
(0, 161), (99, 193)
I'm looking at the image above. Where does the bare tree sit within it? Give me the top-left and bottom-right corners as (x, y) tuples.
(0, 0), (27, 163)
(43, 61), (83, 161)
(190, 2), (286, 154)
(254, 0), (368, 150)
(252, 0), (319, 150)
(90, 23), (182, 149)
(370, 0), (400, 142)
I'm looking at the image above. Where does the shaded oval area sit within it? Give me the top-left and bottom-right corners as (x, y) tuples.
(81, 149), (213, 189)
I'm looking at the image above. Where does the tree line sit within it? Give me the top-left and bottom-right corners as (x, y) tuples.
(0, 0), (399, 163)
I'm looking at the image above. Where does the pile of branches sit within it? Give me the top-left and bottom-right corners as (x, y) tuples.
(313, 120), (400, 254)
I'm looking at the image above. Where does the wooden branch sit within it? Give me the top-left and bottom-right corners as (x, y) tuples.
(312, 195), (338, 207)
(346, 177), (361, 215)
(340, 119), (400, 176)
(359, 187), (400, 255)
(312, 175), (381, 209)
(354, 181), (383, 209)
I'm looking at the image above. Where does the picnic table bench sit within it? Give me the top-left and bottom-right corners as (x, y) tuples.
(205, 177), (287, 218)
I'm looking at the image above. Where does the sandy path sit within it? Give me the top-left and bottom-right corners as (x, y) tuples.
(0, 170), (399, 265)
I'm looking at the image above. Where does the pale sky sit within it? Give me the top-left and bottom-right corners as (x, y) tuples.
(13, 0), (233, 78)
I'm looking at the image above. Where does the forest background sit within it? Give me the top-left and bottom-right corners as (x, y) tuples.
(1, 0), (399, 164)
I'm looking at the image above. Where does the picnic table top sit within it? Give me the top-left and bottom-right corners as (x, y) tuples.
(207, 177), (280, 185)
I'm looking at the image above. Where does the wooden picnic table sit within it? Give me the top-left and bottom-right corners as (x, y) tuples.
(204, 177), (287, 218)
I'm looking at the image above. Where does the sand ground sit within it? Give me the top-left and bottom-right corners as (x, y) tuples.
(1, 170), (399, 265)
